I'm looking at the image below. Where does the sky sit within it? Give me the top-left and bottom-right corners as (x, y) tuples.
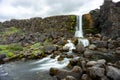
(0, 0), (119, 22)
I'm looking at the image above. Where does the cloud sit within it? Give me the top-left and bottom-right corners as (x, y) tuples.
(0, 0), (119, 22)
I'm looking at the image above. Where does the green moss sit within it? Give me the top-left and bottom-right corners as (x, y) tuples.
(30, 42), (42, 49)
(7, 44), (23, 51)
(0, 43), (24, 58)
(70, 15), (76, 21)
(0, 27), (24, 36)
(6, 52), (14, 57)
(44, 38), (51, 45)
(28, 42), (44, 54)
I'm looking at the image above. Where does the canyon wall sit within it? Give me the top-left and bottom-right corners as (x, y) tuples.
(83, 0), (120, 38)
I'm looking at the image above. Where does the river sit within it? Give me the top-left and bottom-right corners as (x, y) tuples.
(0, 55), (70, 80)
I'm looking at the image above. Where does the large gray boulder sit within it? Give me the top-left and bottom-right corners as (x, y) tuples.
(107, 66), (120, 80)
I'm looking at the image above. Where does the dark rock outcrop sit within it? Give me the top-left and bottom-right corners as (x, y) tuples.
(49, 66), (82, 80)
(1, 15), (76, 36)
(87, 0), (120, 38)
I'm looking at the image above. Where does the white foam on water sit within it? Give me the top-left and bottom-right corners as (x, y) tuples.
(78, 38), (89, 47)
(0, 72), (8, 77)
(64, 40), (76, 51)
(30, 55), (51, 64)
(0, 65), (3, 68)
(30, 55), (69, 71)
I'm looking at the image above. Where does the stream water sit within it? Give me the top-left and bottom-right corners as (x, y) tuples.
(0, 55), (70, 80)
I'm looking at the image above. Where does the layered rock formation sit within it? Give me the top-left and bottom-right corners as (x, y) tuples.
(2, 15), (76, 34)
(0, 15), (76, 44)
(83, 0), (120, 38)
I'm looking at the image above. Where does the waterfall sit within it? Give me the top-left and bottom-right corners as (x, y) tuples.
(75, 15), (89, 47)
(75, 15), (83, 37)
(63, 14), (89, 53)
(30, 14), (89, 71)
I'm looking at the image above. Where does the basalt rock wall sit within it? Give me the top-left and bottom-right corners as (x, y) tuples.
(0, 15), (76, 44)
(83, 0), (120, 38)
(2, 15), (76, 35)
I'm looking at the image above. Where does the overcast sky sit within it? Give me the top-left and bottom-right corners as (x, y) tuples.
(0, 0), (119, 22)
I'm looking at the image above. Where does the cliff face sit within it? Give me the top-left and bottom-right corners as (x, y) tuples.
(2, 15), (75, 34)
(87, 0), (120, 38)
(100, 1), (120, 38)
(0, 15), (76, 44)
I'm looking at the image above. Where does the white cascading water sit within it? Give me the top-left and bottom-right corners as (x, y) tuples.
(75, 15), (89, 47)
(63, 40), (76, 53)
(30, 55), (70, 71)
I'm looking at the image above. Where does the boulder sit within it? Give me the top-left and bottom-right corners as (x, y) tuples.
(73, 44), (85, 53)
(88, 66), (105, 78)
(84, 49), (93, 58)
(86, 61), (97, 67)
(106, 66), (120, 80)
(0, 54), (6, 64)
(44, 45), (58, 54)
(49, 66), (82, 80)
(88, 44), (97, 50)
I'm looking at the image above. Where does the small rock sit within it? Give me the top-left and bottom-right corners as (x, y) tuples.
(102, 36), (109, 41)
(0, 54), (6, 59)
(95, 41), (108, 48)
(101, 76), (109, 80)
(44, 45), (57, 54)
(108, 43), (114, 49)
(86, 61), (97, 67)
(88, 44), (97, 50)
(63, 46), (69, 52)
(2, 58), (9, 62)
(95, 34), (102, 38)
(97, 59), (106, 65)
(81, 74), (92, 80)
(62, 76), (77, 80)
(0, 54), (6, 64)
(57, 55), (65, 61)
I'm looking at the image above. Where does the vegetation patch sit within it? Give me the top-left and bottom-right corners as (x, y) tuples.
(0, 27), (24, 36)
(0, 44), (24, 58)
(70, 15), (76, 22)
